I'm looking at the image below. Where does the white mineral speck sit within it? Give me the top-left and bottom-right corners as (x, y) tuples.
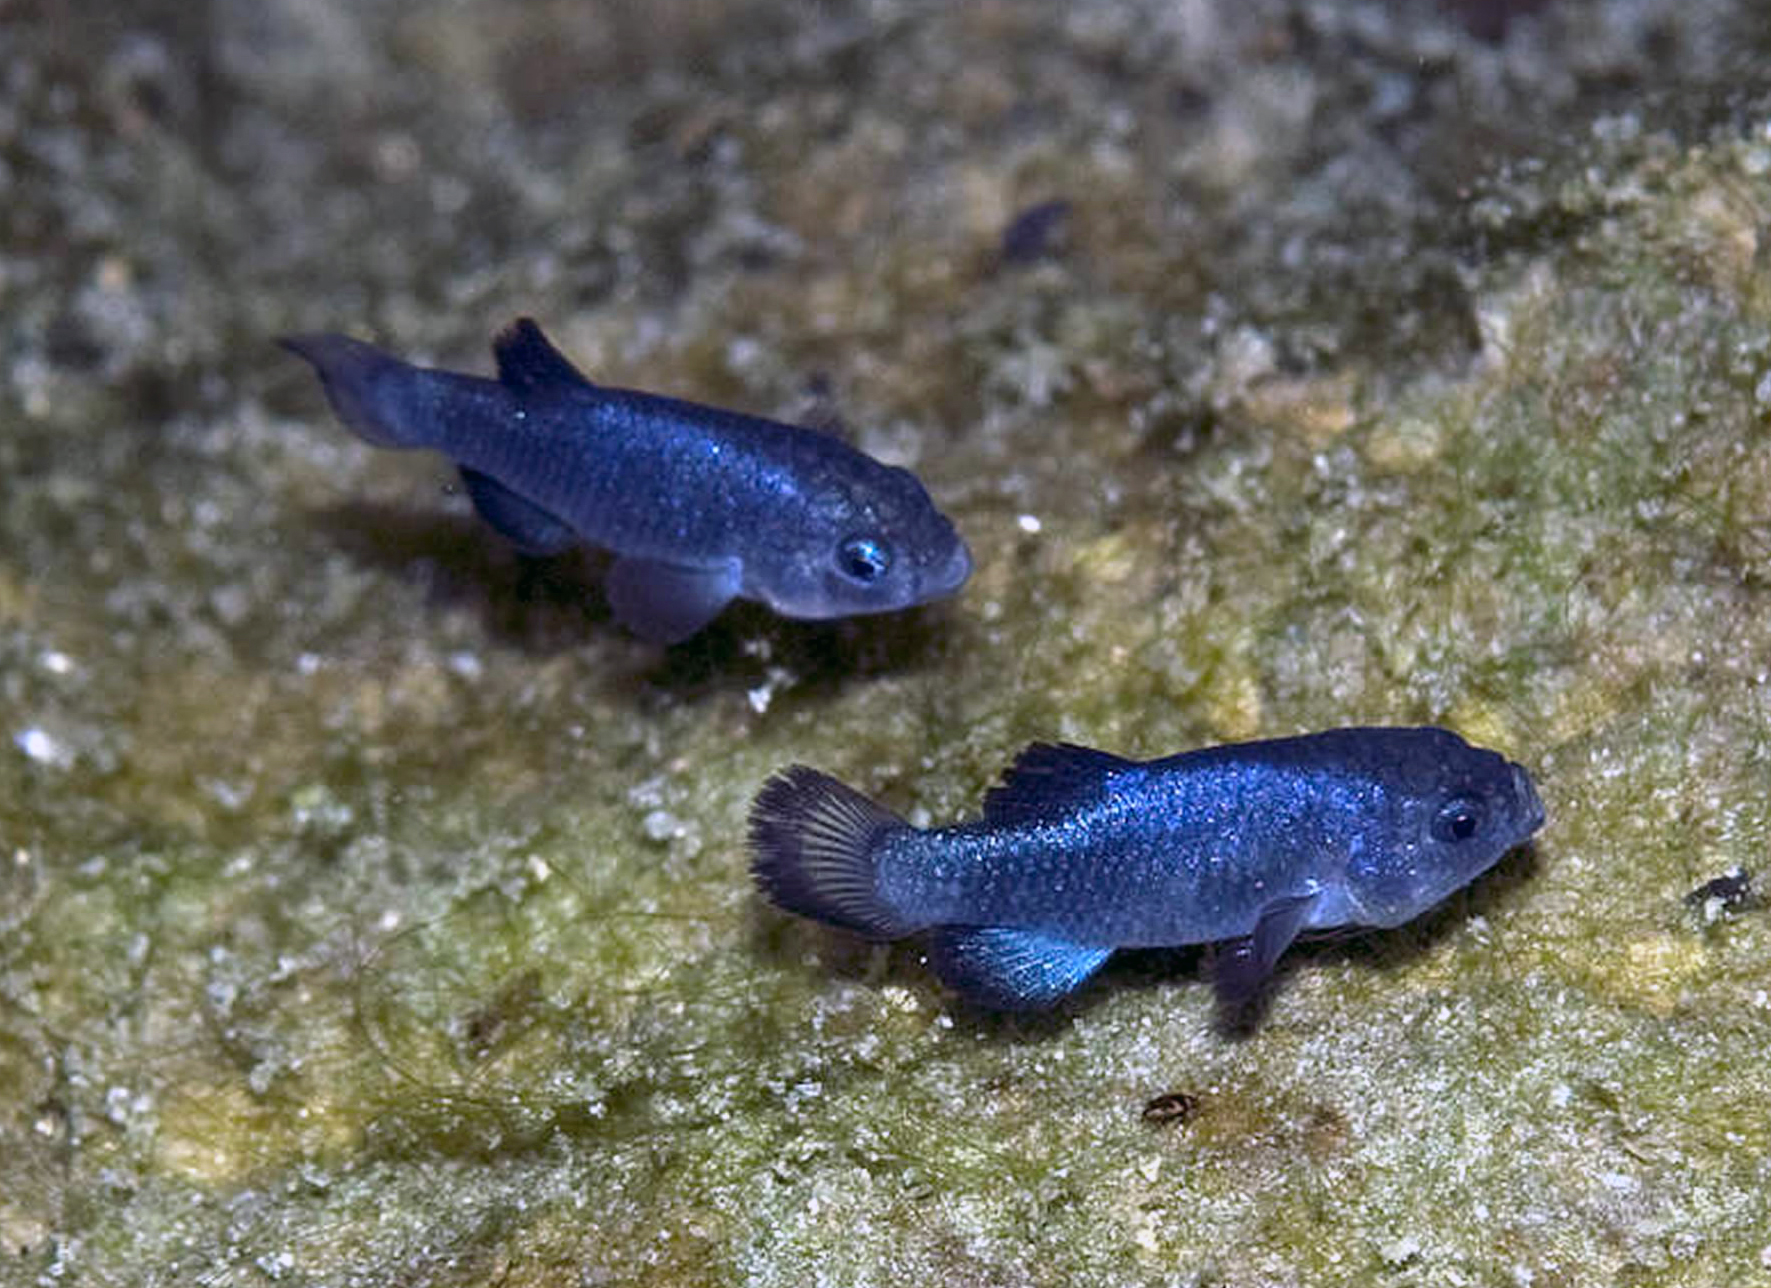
(254, 1250), (295, 1278)
(15, 727), (71, 768)
(1381, 1235), (1422, 1266)
(746, 665), (793, 714)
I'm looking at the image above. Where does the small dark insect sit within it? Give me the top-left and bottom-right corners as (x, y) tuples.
(458, 968), (543, 1060)
(1683, 867), (1757, 921)
(999, 200), (1073, 265)
(1141, 1091), (1200, 1125)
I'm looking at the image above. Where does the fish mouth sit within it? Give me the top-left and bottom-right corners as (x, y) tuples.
(1511, 762), (1545, 834)
(923, 537), (973, 600)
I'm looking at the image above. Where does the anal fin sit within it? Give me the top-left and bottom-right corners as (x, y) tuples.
(459, 469), (577, 555)
(606, 555), (741, 644)
(927, 926), (1112, 1011)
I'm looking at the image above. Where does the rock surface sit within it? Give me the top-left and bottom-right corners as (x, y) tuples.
(4, 0), (1771, 1282)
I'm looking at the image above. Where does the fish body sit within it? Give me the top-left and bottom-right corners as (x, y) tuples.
(281, 320), (972, 642)
(750, 727), (1544, 1009)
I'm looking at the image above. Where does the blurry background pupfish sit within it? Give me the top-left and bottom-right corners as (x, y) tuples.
(281, 319), (972, 643)
(750, 727), (1544, 1011)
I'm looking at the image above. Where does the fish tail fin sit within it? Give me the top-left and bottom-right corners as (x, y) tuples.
(749, 766), (920, 938)
(280, 333), (429, 449)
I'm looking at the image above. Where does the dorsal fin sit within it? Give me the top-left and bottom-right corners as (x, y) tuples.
(492, 318), (591, 395)
(981, 742), (1135, 824)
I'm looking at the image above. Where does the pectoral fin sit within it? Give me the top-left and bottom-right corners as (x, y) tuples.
(606, 556), (741, 643)
(460, 469), (577, 555)
(927, 926), (1112, 1011)
(1213, 891), (1319, 1008)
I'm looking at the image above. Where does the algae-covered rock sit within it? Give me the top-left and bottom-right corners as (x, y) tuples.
(5, 0), (1771, 1283)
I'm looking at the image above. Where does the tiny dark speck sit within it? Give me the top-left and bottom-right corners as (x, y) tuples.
(1000, 200), (1072, 265)
(45, 316), (106, 370)
(1141, 1091), (1200, 1125)
(1447, 0), (1554, 43)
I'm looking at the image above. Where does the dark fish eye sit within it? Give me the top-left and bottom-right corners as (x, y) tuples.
(837, 536), (891, 583)
(1432, 796), (1484, 843)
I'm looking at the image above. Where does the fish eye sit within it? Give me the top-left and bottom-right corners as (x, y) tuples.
(837, 536), (892, 583)
(1432, 796), (1484, 843)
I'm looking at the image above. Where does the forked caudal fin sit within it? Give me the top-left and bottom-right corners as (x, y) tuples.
(748, 766), (921, 939)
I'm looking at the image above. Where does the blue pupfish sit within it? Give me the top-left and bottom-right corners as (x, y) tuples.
(281, 320), (972, 642)
(750, 727), (1544, 1009)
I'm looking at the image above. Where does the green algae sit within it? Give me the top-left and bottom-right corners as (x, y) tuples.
(6, 1), (1771, 1284)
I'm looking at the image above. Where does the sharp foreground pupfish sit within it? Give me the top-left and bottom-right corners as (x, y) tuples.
(750, 727), (1544, 1009)
(281, 320), (972, 642)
